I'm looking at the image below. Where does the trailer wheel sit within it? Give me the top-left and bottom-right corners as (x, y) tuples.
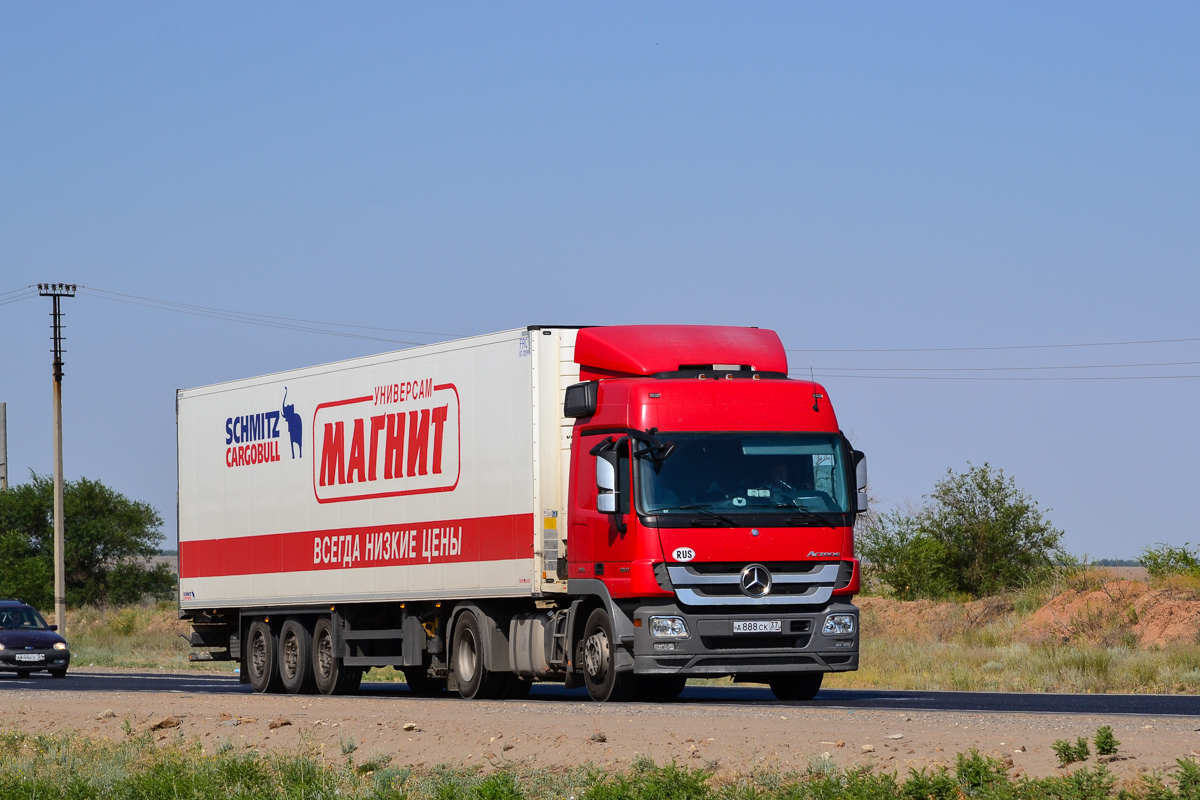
(581, 608), (636, 702)
(768, 672), (823, 701)
(278, 618), (316, 694)
(451, 612), (509, 699)
(312, 618), (359, 696)
(247, 619), (283, 693)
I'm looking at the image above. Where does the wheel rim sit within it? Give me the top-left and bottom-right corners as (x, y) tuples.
(282, 631), (299, 679)
(583, 629), (609, 681)
(315, 630), (333, 679)
(251, 630), (268, 679)
(456, 629), (478, 683)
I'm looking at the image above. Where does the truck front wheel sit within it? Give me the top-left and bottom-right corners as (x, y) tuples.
(247, 619), (284, 693)
(312, 618), (360, 696)
(581, 608), (636, 702)
(768, 672), (823, 701)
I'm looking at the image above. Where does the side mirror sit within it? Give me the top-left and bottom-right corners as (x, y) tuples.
(564, 381), (599, 418)
(853, 450), (868, 512)
(49, 625), (58, 632)
(596, 451), (619, 513)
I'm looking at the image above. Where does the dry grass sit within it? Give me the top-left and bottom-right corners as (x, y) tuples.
(826, 569), (1200, 694)
(55, 602), (231, 672)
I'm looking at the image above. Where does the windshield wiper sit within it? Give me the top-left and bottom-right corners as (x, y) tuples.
(656, 504), (738, 526)
(775, 503), (839, 527)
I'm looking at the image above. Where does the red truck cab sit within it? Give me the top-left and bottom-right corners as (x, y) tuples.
(562, 325), (864, 701)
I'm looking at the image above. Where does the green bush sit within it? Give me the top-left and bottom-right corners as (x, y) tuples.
(1094, 725), (1120, 756)
(1052, 737), (1091, 767)
(1141, 542), (1200, 581)
(0, 474), (174, 608)
(858, 463), (1064, 600)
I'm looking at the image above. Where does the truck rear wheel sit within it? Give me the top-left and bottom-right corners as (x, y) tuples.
(768, 672), (823, 701)
(581, 608), (636, 702)
(312, 618), (360, 696)
(278, 618), (317, 694)
(247, 619), (284, 693)
(452, 612), (509, 699)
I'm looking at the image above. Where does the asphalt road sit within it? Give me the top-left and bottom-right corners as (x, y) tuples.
(3, 669), (1198, 716)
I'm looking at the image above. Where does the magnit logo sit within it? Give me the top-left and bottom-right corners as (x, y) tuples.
(224, 387), (304, 468)
(312, 379), (460, 504)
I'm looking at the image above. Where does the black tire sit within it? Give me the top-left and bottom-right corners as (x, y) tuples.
(581, 608), (637, 702)
(501, 676), (533, 699)
(403, 668), (447, 696)
(635, 675), (686, 702)
(49, 668), (67, 679)
(312, 617), (358, 696)
(247, 619), (284, 693)
(768, 672), (823, 701)
(336, 665), (363, 695)
(278, 618), (316, 694)
(452, 612), (509, 699)
(14, 670), (31, 679)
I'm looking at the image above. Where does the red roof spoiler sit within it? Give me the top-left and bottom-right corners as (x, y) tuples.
(574, 325), (788, 376)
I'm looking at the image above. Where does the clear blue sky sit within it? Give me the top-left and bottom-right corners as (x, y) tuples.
(2, 4), (1197, 557)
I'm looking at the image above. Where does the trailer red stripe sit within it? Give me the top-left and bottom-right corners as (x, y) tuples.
(179, 513), (535, 579)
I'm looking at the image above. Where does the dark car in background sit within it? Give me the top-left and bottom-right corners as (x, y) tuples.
(0, 600), (70, 678)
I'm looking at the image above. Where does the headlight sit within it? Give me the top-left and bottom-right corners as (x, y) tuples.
(0, 643), (5, 650)
(823, 614), (856, 635)
(649, 616), (689, 639)
(53, 642), (68, 651)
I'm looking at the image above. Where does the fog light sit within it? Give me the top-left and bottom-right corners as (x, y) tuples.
(834, 639), (854, 648)
(653, 642), (677, 652)
(823, 614), (855, 635)
(649, 616), (689, 638)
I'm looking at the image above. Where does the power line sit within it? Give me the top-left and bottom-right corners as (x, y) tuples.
(77, 288), (449, 346)
(803, 360), (1200, 373)
(787, 336), (1200, 353)
(0, 292), (36, 308)
(0, 285), (36, 300)
(80, 287), (461, 338)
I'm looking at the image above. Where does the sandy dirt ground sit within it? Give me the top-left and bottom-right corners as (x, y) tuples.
(4, 679), (1199, 780)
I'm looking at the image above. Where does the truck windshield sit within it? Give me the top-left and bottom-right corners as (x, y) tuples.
(636, 433), (850, 516)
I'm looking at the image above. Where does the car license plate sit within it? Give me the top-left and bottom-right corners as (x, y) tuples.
(14, 653), (43, 662)
(733, 620), (782, 634)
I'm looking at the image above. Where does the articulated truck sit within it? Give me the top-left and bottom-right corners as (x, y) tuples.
(178, 325), (866, 702)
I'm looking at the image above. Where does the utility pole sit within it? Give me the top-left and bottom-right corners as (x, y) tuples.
(0, 402), (7, 491)
(38, 283), (75, 634)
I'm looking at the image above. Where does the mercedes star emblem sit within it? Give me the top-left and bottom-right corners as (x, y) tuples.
(739, 563), (772, 598)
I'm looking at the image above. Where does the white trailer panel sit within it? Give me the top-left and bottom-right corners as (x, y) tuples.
(177, 328), (577, 611)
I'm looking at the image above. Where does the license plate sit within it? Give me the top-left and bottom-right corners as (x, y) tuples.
(733, 620), (782, 634)
(14, 653), (43, 662)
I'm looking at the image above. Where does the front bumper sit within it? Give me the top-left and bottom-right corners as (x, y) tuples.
(627, 600), (858, 676)
(0, 649), (70, 671)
